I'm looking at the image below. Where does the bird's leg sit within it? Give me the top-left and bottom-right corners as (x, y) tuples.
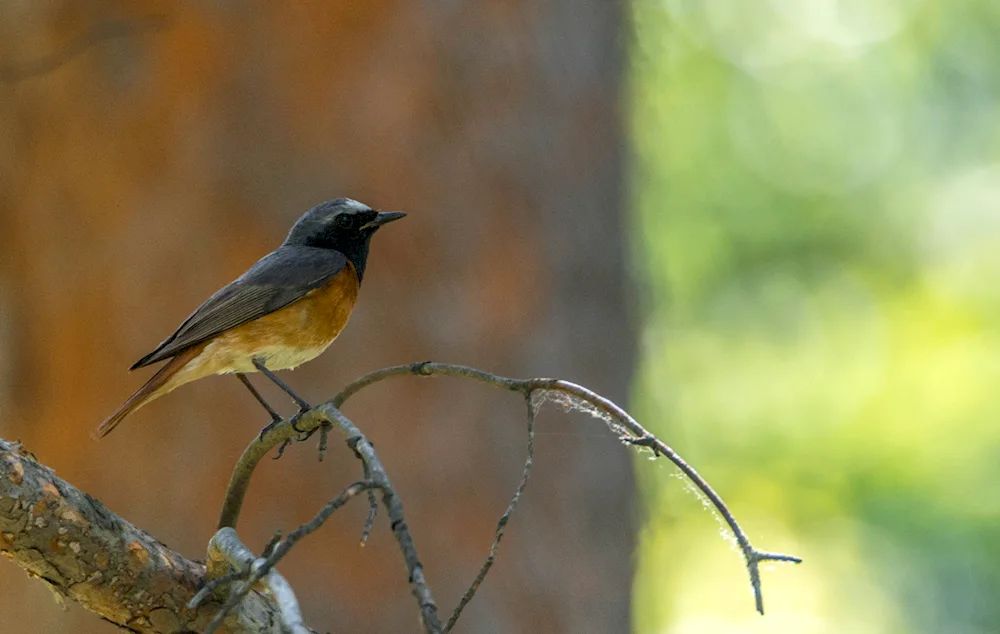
(236, 373), (282, 422)
(252, 358), (311, 433)
(237, 373), (288, 440)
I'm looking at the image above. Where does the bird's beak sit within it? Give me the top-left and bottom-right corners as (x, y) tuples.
(360, 211), (406, 231)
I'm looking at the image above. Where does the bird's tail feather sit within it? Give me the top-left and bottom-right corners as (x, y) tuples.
(95, 346), (201, 438)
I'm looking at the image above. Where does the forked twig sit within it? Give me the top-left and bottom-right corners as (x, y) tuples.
(215, 361), (800, 632)
(332, 362), (803, 615)
(445, 392), (537, 631)
(196, 482), (377, 634)
(194, 527), (314, 634)
(217, 404), (443, 632)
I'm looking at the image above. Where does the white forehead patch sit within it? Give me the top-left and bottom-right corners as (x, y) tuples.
(339, 199), (371, 214)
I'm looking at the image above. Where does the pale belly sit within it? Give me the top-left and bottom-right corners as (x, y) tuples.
(168, 336), (336, 388)
(209, 337), (337, 373)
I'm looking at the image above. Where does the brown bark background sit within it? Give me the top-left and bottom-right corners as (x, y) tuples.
(0, 2), (633, 633)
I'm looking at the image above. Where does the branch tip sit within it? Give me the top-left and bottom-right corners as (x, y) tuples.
(752, 550), (803, 565)
(317, 422), (332, 461)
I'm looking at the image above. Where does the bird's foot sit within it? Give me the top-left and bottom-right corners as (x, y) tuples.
(258, 414), (285, 442)
(289, 407), (311, 434)
(265, 408), (318, 460)
(272, 438), (294, 460)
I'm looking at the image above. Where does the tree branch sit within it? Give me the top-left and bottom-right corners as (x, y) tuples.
(345, 363), (803, 614)
(317, 406), (443, 633)
(2, 359), (800, 632)
(218, 404), (444, 633)
(0, 438), (302, 633)
(218, 361), (801, 619)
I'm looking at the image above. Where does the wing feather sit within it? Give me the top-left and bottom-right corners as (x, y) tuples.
(131, 246), (348, 369)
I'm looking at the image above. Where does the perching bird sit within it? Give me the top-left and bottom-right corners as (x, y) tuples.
(97, 198), (404, 438)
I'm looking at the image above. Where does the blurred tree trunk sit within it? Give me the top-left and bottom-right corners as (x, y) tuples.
(0, 2), (633, 632)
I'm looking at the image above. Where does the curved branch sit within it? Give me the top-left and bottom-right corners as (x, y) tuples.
(218, 404), (444, 633)
(218, 419), (306, 531)
(337, 362), (802, 614)
(218, 361), (801, 617)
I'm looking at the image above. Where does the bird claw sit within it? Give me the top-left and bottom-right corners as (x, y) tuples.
(258, 415), (285, 442)
(289, 408), (311, 434)
(259, 409), (315, 460)
(272, 438), (293, 460)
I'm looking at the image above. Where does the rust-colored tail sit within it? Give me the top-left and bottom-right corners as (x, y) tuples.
(96, 346), (201, 438)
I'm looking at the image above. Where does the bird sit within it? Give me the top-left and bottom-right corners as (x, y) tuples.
(96, 198), (405, 438)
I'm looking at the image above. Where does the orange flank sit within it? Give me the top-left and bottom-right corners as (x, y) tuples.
(97, 265), (359, 437)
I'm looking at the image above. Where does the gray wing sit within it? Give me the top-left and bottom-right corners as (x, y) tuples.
(130, 246), (349, 369)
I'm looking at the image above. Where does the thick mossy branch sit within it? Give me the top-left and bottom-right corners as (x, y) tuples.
(0, 438), (297, 633)
(196, 527), (314, 634)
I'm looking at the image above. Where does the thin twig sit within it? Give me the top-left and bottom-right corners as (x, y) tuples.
(187, 569), (244, 610)
(199, 527), (313, 634)
(344, 430), (380, 546)
(202, 483), (375, 634)
(260, 530), (283, 559)
(320, 407), (443, 633)
(359, 460), (379, 546)
(445, 392), (537, 631)
(218, 419), (308, 530)
(537, 381), (804, 614)
(317, 421), (332, 461)
(216, 404), (443, 632)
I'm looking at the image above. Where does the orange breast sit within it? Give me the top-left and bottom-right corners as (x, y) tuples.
(233, 265), (360, 349)
(177, 264), (361, 378)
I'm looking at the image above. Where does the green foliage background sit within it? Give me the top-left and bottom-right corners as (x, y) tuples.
(630, 2), (1000, 632)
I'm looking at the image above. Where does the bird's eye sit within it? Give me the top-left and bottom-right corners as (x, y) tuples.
(335, 214), (353, 229)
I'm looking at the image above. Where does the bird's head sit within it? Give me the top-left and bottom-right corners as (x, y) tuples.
(283, 198), (405, 281)
(284, 198), (406, 252)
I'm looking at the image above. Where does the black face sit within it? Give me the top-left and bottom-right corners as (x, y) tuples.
(283, 198), (405, 281)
